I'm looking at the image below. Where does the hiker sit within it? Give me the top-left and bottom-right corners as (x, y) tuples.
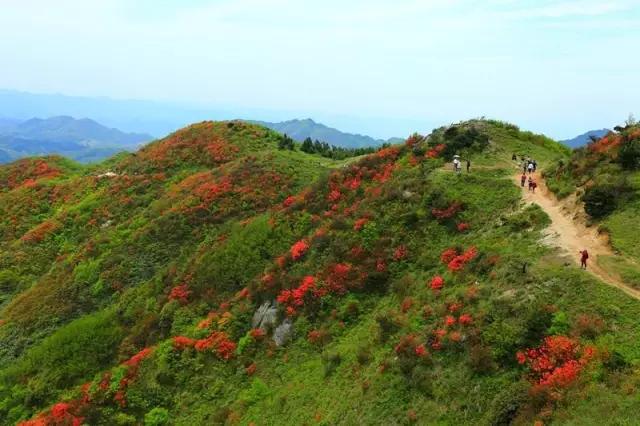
(532, 160), (538, 172)
(531, 180), (537, 193)
(453, 156), (461, 174)
(580, 250), (589, 269)
(466, 159), (471, 173)
(520, 173), (527, 187)
(522, 161), (528, 173)
(527, 162), (534, 174)
(528, 176), (533, 191)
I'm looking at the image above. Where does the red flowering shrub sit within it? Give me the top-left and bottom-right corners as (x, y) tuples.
(20, 220), (61, 243)
(191, 331), (237, 360)
(173, 335), (196, 350)
(324, 263), (352, 294)
(401, 297), (414, 313)
(588, 133), (621, 154)
(516, 335), (597, 397)
(393, 245), (408, 261)
(457, 222), (470, 232)
(124, 347), (154, 368)
(282, 195), (298, 207)
(447, 302), (463, 313)
(290, 239), (310, 260)
(376, 258), (387, 272)
(245, 363), (257, 375)
(277, 275), (318, 315)
(447, 246), (478, 272)
(430, 275), (444, 291)
(432, 202), (462, 220)
(169, 284), (192, 304)
(353, 217), (369, 231)
(458, 313), (473, 326)
(19, 400), (85, 426)
(445, 315), (457, 327)
(307, 329), (330, 346)
(249, 328), (266, 339)
(405, 134), (423, 147)
(373, 162), (396, 183)
(440, 248), (458, 264)
(415, 344), (428, 358)
(426, 144), (446, 158)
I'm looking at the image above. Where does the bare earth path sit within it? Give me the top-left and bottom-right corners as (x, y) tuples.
(514, 171), (640, 301)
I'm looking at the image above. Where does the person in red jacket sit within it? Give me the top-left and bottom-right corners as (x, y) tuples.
(520, 173), (526, 187)
(580, 250), (589, 269)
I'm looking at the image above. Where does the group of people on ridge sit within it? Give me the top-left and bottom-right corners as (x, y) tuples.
(452, 155), (471, 174)
(512, 154), (590, 270)
(520, 173), (537, 192)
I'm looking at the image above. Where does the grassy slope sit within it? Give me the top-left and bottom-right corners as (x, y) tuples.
(2, 120), (640, 425)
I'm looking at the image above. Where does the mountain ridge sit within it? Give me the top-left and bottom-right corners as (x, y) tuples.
(562, 128), (610, 148)
(250, 118), (402, 148)
(0, 115), (153, 164)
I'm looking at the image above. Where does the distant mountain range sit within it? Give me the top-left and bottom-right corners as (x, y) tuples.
(251, 119), (402, 148)
(0, 116), (152, 163)
(0, 89), (403, 145)
(562, 129), (610, 148)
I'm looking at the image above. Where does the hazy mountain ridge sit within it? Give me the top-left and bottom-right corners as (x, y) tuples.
(562, 129), (610, 148)
(251, 118), (402, 148)
(0, 115), (153, 163)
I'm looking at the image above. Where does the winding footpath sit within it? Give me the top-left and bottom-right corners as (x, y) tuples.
(515, 171), (640, 301)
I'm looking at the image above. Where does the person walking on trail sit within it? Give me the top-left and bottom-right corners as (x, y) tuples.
(527, 162), (534, 174)
(580, 250), (589, 269)
(528, 176), (534, 191)
(521, 173), (527, 187)
(531, 180), (537, 193)
(522, 161), (528, 174)
(466, 159), (471, 173)
(533, 160), (538, 172)
(453, 156), (461, 174)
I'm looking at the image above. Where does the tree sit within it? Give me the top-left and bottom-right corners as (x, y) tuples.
(301, 137), (314, 153)
(619, 133), (640, 170)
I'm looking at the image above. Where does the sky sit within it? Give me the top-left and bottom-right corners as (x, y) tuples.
(0, 0), (638, 139)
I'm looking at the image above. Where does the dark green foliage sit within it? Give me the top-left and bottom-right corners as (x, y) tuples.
(619, 136), (640, 170)
(483, 380), (530, 426)
(321, 351), (342, 377)
(583, 184), (624, 218)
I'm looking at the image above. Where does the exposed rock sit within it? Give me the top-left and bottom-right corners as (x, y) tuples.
(273, 318), (294, 347)
(251, 301), (278, 331)
(402, 190), (414, 199)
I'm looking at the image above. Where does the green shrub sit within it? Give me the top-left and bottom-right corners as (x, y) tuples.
(0, 310), (124, 396)
(482, 380), (530, 426)
(144, 407), (169, 426)
(547, 311), (570, 335)
(321, 351), (342, 378)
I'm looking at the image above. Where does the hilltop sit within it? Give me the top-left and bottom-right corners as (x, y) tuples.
(2, 119), (640, 425)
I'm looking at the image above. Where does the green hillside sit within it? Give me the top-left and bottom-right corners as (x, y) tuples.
(2, 120), (640, 426)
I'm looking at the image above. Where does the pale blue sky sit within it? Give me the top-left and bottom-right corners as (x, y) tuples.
(1, 0), (638, 139)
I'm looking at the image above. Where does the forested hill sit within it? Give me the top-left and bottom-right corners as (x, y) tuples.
(2, 119), (640, 425)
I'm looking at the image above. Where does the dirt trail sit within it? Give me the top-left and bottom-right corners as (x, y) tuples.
(515, 171), (640, 301)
